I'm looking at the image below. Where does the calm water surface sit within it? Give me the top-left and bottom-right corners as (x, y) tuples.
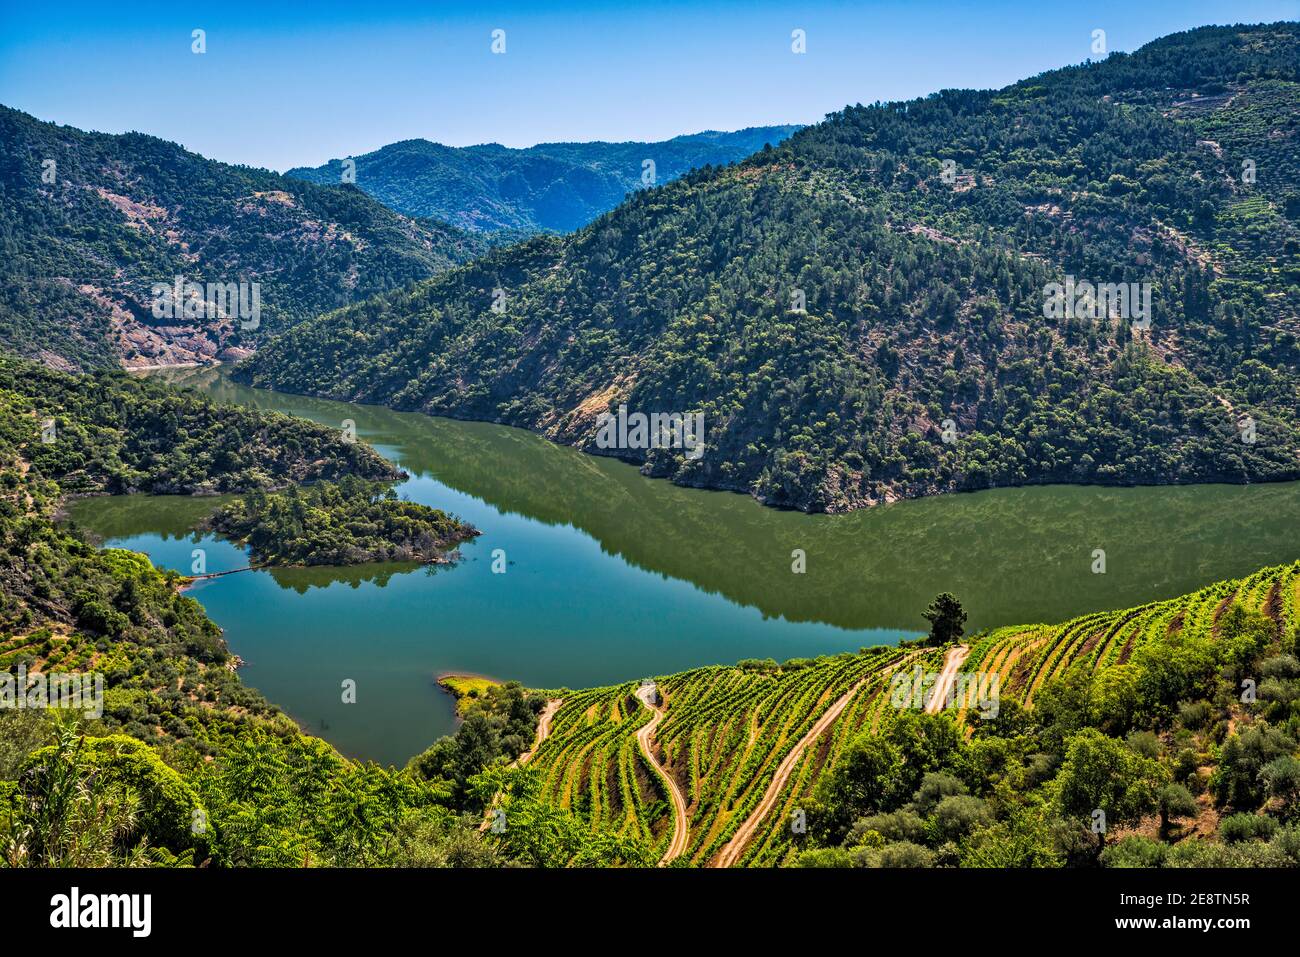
(66, 366), (1300, 764)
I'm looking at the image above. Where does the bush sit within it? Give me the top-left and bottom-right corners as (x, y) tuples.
(929, 796), (992, 843)
(912, 771), (968, 814)
(869, 841), (936, 868)
(1270, 826), (1300, 865)
(1219, 812), (1278, 844)
(19, 732), (208, 859)
(849, 810), (927, 845)
(1166, 838), (1287, 868)
(1157, 783), (1199, 838)
(1126, 730), (1162, 759)
(1101, 836), (1169, 868)
(795, 847), (855, 868)
(1261, 656), (1300, 680)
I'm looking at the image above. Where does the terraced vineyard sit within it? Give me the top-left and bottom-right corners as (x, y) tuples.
(527, 560), (1300, 866)
(528, 683), (663, 846)
(969, 560), (1300, 707)
(528, 646), (938, 865)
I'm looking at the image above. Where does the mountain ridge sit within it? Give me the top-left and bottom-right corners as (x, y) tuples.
(241, 22), (1300, 513)
(0, 105), (488, 371)
(285, 125), (802, 233)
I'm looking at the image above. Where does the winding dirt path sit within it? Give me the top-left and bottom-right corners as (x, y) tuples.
(926, 645), (970, 714)
(481, 697), (564, 832)
(518, 698), (563, 766)
(635, 683), (689, 865)
(713, 678), (869, 868)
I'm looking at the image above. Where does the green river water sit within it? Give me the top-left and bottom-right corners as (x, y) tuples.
(66, 366), (1300, 764)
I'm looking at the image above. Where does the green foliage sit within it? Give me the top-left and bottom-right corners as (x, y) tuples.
(2, 720), (154, 866)
(1211, 725), (1297, 810)
(958, 810), (1064, 867)
(205, 475), (477, 566)
(20, 732), (207, 856)
(243, 23), (1300, 512)
(1101, 835), (1170, 868)
(1050, 730), (1167, 840)
(1219, 812), (1279, 843)
(473, 766), (654, 867)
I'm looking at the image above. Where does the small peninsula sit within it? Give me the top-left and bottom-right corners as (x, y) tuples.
(204, 475), (479, 567)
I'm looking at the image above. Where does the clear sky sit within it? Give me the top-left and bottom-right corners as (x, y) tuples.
(1, 0), (1295, 172)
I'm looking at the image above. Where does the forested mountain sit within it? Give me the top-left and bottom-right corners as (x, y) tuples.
(0, 353), (400, 496)
(241, 23), (1300, 512)
(285, 126), (801, 233)
(0, 106), (487, 371)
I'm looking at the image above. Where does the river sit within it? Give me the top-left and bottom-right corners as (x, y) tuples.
(65, 366), (1300, 764)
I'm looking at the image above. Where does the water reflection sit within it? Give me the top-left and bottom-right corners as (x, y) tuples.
(150, 365), (1300, 634)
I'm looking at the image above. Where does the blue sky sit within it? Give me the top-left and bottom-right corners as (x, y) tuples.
(1, 0), (1295, 172)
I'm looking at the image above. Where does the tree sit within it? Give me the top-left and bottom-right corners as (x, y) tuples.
(1157, 784), (1198, 840)
(922, 592), (967, 646)
(1211, 726), (1297, 810)
(1261, 756), (1300, 821)
(810, 735), (903, 844)
(1050, 729), (1166, 855)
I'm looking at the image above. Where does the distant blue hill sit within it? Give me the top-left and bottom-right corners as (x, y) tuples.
(286, 126), (801, 233)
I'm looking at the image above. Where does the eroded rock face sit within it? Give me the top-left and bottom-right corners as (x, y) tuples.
(71, 282), (232, 369)
(2, 104), (486, 372)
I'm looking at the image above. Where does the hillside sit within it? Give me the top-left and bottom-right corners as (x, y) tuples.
(0, 352), (401, 496)
(285, 126), (801, 233)
(0, 360), (631, 867)
(0, 106), (487, 371)
(241, 23), (1300, 513)
(1, 356), (1297, 869)
(523, 559), (1300, 867)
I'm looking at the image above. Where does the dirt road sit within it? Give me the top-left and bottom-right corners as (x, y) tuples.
(925, 645), (970, 714)
(713, 678), (868, 868)
(635, 683), (689, 865)
(518, 698), (563, 766)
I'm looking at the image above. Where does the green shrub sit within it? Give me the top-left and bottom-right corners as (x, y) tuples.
(1219, 812), (1278, 843)
(1101, 836), (1169, 868)
(22, 734), (208, 856)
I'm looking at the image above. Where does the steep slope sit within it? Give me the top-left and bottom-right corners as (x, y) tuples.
(0, 352), (401, 497)
(0, 106), (487, 371)
(526, 559), (1300, 867)
(286, 126), (800, 233)
(241, 23), (1300, 513)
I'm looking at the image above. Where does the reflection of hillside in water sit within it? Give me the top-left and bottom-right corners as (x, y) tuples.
(265, 561), (446, 595)
(154, 366), (1300, 633)
(64, 492), (234, 542)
